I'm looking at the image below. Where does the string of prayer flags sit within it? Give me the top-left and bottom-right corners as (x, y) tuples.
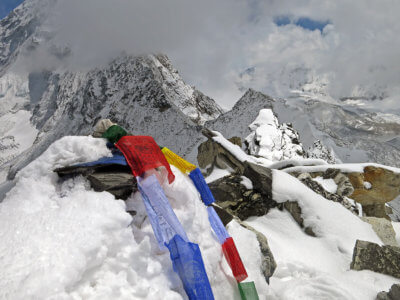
(207, 206), (230, 244)
(137, 175), (188, 249)
(189, 168), (215, 205)
(161, 147), (197, 174)
(166, 234), (215, 300)
(116, 136), (175, 184)
(222, 237), (248, 282)
(238, 282), (259, 300)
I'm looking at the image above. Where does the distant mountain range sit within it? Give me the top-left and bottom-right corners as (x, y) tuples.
(1, 0), (400, 186)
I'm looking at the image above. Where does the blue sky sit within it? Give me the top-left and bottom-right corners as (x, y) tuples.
(0, 0), (24, 20)
(274, 16), (330, 32)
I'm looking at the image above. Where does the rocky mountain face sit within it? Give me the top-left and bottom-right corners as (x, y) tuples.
(0, 1), (223, 181)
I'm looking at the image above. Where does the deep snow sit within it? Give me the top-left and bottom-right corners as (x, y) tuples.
(0, 136), (399, 299)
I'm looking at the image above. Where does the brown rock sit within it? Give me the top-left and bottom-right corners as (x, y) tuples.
(348, 166), (400, 206)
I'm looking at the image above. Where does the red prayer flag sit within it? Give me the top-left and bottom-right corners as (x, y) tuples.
(222, 237), (248, 282)
(116, 136), (175, 184)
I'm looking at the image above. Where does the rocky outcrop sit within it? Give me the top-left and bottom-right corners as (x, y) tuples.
(279, 201), (316, 237)
(292, 166), (400, 218)
(350, 240), (400, 278)
(55, 164), (136, 200)
(296, 172), (359, 215)
(208, 173), (276, 221)
(348, 167), (400, 205)
(376, 284), (400, 300)
(198, 129), (245, 175)
(238, 221), (277, 283)
(361, 217), (398, 246)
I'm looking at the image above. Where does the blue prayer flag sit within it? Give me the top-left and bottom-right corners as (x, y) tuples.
(189, 168), (215, 206)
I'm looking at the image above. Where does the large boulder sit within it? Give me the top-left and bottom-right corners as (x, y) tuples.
(350, 240), (400, 278)
(347, 166), (400, 206)
(243, 161), (272, 197)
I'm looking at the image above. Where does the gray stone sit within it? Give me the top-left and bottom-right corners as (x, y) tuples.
(55, 164), (136, 200)
(238, 220), (277, 283)
(350, 240), (400, 278)
(376, 284), (400, 300)
(361, 217), (398, 246)
(87, 172), (136, 200)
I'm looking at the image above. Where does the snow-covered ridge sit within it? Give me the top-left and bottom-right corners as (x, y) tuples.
(0, 136), (268, 299)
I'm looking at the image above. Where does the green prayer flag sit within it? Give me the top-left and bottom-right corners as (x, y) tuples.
(102, 125), (127, 144)
(238, 282), (259, 300)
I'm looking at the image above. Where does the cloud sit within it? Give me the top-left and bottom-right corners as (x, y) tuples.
(16, 0), (400, 109)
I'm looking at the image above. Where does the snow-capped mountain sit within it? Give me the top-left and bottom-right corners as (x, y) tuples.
(208, 89), (400, 168)
(0, 0), (222, 182)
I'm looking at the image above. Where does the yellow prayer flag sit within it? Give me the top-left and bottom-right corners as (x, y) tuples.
(162, 147), (197, 174)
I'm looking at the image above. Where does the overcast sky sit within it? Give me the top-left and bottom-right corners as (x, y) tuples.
(14, 0), (400, 109)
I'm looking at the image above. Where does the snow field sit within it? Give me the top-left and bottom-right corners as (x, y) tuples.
(245, 170), (400, 299)
(0, 136), (268, 299)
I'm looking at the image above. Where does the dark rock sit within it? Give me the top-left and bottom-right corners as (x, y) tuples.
(296, 173), (359, 215)
(197, 139), (245, 175)
(280, 201), (316, 237)
(243, 161), (272, 198)
(350, 240), (400, 278)
(211, 203), (234, 226)
(238, 221), (277, 283)
(376, 284), (400, 300)
(208, 174), (276, 221)
(228, 137), (242, 147)
(87, 172), (136, 200)
(55, 164), (136, 200)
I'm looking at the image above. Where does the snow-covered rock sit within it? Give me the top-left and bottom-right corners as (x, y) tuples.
(245, 108), (304, 162)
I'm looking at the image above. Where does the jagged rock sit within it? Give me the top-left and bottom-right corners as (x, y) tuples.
(242, 161), (272, 198)
(87, 172), (136, 200)
(208, 174), (276, 220)
(295, 166), (400, 218)
(361, 217), (398, 246)
(296, 172), (359, 215)
(55, 164), (136, 200)
(238, 221), (277, 283)
(197, 130), (245, 174)
(211, 204), (234, 226)
(376, 284), (400, 300)
(350, 240), (400, 278)
(212, 204), (277, 283)
(279, 201), (316, 237)
(306, 140), (337, 164)
(313, 168), (354, 197)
